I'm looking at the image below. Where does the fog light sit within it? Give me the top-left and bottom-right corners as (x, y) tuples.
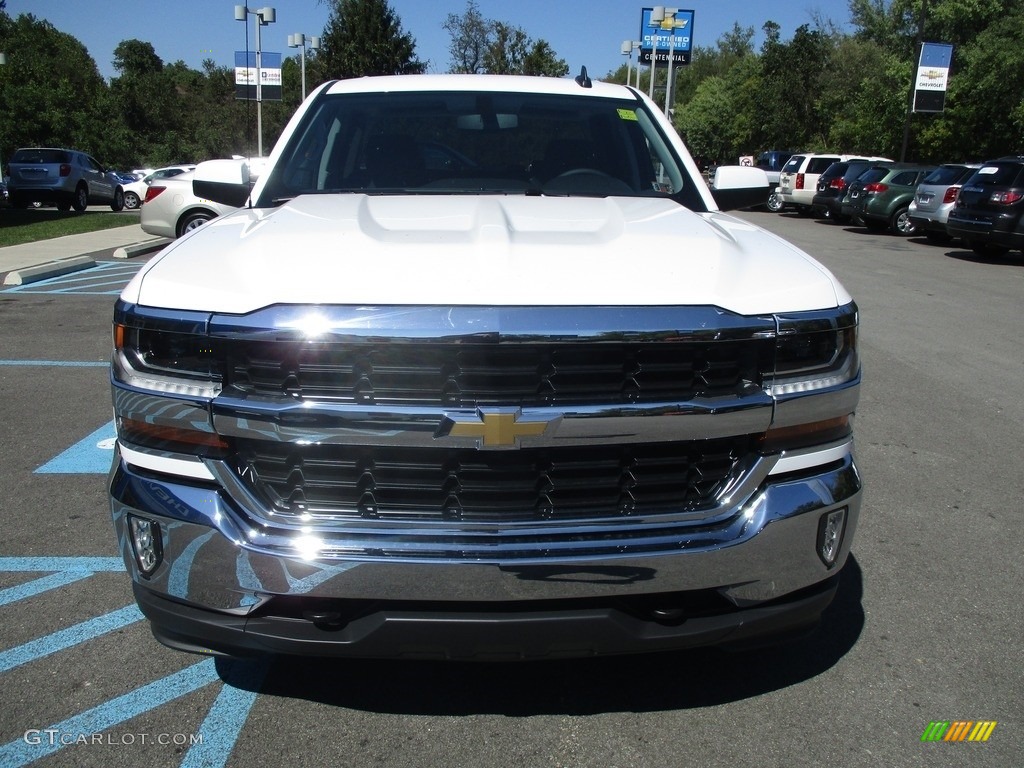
(128, 515), (163, 576)
(817, 508), (847, 568)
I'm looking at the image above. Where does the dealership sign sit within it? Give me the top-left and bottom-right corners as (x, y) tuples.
(234, 51), (282, 101)
(913, 42), (953, 113)
(639, 7), (695, 66)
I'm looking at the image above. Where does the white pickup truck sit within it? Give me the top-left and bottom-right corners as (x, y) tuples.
(109, 71), (862, 660)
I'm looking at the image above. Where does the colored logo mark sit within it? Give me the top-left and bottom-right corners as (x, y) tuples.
(921, 721), (997, 742)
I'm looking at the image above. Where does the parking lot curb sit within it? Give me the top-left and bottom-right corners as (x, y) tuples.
(113, 238), (170, 260)
(2, 255), (96, 287)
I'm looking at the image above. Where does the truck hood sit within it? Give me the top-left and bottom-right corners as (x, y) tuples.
(125, 194), (849, 316)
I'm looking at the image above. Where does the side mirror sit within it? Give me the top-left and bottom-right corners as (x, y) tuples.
(710, 166), (770, 211)
(193, 158), (258, 208)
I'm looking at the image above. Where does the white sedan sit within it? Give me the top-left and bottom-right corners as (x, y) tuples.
(140, 171), (237, 239)
(122, 165), (195, 210)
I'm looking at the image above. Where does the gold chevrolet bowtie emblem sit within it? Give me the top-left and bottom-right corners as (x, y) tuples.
(440, 408), (560, 448)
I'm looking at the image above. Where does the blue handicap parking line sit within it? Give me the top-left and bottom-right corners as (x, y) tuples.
(0, 557), (126, 608)
(0, 570), (98, 607)
(0, 657), (269, 768)
(0, 557), (125, 572)
(0, 605), (144, 673)
(35, 420), (116, 474)
(0, 556), (267, 766)
(0, 660), (222, 766)
(4, 261), (144, 295)
(0, 360), (108, 367)
(182, 658), (271, 768)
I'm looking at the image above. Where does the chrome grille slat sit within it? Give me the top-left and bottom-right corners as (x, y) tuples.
(225, 341), (767, 406)
(234, 439), (751, 523)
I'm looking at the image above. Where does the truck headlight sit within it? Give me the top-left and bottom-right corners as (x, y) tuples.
(113, 313), (229, 456)
(770, 325), (858, 396)
(769, 306), (859, 397)
(113, 323), (224, 399)
(759, 305), (860, 453)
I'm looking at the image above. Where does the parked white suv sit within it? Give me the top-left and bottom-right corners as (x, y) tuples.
(777, 153), (890, 214)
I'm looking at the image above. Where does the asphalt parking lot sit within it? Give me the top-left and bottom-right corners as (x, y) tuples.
(0, 212), (1020, 767)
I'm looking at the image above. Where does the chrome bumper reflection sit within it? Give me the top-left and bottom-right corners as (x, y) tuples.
(110, 443), (861, 612)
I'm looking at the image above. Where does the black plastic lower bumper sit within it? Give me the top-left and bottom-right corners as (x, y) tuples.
(946, 217), (1024, 250)
(134, 575), (841, 661)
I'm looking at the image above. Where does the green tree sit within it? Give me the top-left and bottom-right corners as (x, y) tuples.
(756, 24), (837, 150)
(932, 5), (1024, 159)
(191, 60), (263, 160)
(443, 0), (567, 76)
(849, 0), (1007, 53)
(675, 56), (760, 163)
(845, 0), (1021, 160)
(108, 40), (176, 162)
(521, 40), (568, 77)
(675, 76), (738, 164)
(315, 0), (424, 80)
(444, 0), (488, 74)
(673, 23), (754, 110)
(481, 21), (528, 75)
(821, 41), (909, 157)
(0, 12), (111, 165)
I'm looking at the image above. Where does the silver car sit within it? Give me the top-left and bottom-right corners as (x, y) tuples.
(6, 147), (125, 211)
(908, 163), (982, 241)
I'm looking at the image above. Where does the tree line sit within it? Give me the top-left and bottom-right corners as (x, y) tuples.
(0, 0), (1019, 173)
(638, 0), (1023, 164)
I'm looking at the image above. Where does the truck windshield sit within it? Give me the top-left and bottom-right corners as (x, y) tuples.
(258, 90), (693, 205)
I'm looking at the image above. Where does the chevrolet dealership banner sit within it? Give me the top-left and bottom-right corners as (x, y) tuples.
(639, 7), (695, 66)
(234, 51), (282, 101)
(913, 42), (953, 113)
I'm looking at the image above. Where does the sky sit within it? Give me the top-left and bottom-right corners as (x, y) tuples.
(5, 0), (854, 81)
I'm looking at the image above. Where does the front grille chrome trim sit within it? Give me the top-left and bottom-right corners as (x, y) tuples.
(210, 394), (774, 447)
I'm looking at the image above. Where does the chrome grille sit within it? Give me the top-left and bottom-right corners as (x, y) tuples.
(233, 439), (753, 523)
(225, 341), (769, 406)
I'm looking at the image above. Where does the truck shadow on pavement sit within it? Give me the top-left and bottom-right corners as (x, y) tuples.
(220, 557), (865, 715)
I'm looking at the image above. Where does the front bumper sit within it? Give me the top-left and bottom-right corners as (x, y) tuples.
(110, 443), (862, 659)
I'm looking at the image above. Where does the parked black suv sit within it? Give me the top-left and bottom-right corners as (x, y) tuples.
(811, 160), (876, 221)
(946, 156), (1024, 256)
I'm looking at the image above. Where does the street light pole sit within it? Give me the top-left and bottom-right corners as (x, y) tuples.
(621, 40), (633, 89)
(649, 7), (665, 104)
(288, 32), (321, 102)
(653, 7), (686, 119)
(665, 27), (676, 119)
(620, 40), (640, 88)
(235, 5), (276, 157)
